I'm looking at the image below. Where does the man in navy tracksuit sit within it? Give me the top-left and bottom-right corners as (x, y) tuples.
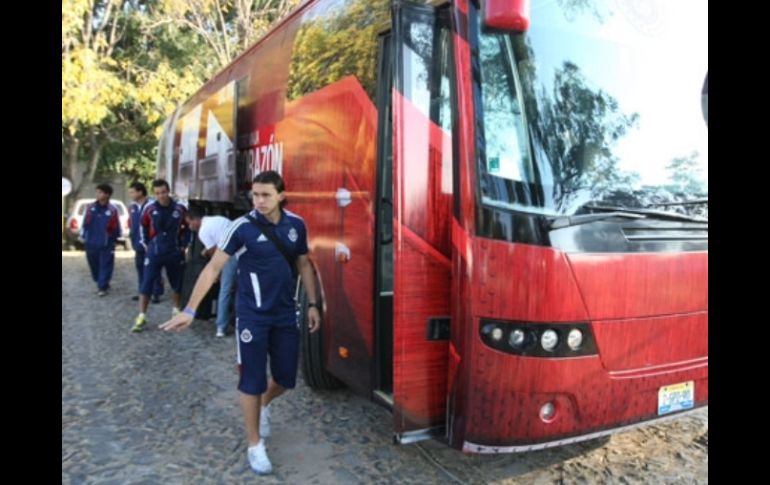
(132, 179), (190, 332)
(80, 183), (121, 296)
(160, 171), (320, 475)
(128, 182), (164, 303)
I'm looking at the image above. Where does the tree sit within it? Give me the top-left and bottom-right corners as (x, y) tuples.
(631, 151), (708, 219)
(152, 0), (300, 74)
(62, 0), (203, 208)
(536, 61), (639, 191)
(508, 46), (640, 212)
(665, 151), (706, 196)
(287, 0), (389, 101)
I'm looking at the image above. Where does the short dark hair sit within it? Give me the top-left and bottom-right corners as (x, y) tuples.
(96, 183), (113, 195)
(187, 206), (205, 220)
(252, 171), (285, 193)
(152, 179), (170, 191)
(129, 182), (147, 196)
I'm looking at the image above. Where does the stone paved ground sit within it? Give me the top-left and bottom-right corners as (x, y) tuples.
(62, 251), (708, 484)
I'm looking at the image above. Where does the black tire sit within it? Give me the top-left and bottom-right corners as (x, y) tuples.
(298, 282), (343, 390)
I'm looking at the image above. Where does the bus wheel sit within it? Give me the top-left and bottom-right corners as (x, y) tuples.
(298, 283), (343, 390)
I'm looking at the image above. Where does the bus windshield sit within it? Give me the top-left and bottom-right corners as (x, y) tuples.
(476, 0), (708, 219)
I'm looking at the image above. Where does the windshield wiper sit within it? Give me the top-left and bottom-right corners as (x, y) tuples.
(582, 204), (707, 222)
(547, 211), (645, 230)
(646, 198), (708, 207)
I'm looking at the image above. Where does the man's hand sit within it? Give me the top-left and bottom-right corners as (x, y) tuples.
(159, 313), (194, 332)
(308, 306), (321, 333)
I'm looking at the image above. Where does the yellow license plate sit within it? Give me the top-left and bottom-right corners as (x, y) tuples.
(658, 381), (694, 415)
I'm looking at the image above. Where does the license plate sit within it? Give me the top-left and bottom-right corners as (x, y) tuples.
(658, 381), (694, 415)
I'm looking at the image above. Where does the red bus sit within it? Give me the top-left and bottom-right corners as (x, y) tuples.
(158, 0), (708, 452)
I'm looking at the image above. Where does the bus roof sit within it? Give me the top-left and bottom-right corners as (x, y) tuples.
(179, 0), (318, 115)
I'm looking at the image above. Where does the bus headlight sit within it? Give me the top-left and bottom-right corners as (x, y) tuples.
(479, 319), (596, 358)
(508, 329), (526, 348)
(541, 330), (559, 351)
(481, 323), (504, 342)
(567, 329), (583, 350)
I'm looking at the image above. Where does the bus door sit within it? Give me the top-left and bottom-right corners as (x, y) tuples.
(374, 31), (394, 401)
(387, 1), (455, 442)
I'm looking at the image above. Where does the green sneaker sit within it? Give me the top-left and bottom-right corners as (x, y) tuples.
(131, 314), (147, 333)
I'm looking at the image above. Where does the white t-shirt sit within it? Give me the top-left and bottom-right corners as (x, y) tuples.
(198, 215), (233, 250)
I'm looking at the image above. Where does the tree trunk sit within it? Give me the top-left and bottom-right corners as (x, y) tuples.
(63, 136), (80, 212)
(63, 131), (104, 211)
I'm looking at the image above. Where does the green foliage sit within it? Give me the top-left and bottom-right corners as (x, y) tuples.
(665, 151), (706, 196)
(62, 0), (295, 201)
(288, 0), (389, 101)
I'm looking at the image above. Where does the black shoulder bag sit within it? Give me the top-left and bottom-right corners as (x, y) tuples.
(246, 215), (298, 279)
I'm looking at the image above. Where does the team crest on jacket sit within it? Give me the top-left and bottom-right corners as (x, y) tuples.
(105, 210), (111, 216)
(172, 210), (180, 218)
(288, 227), (298, 242)
(240, 329), (253, 343)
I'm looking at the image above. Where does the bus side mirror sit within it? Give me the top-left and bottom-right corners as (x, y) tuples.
(482, 0), (530, 32)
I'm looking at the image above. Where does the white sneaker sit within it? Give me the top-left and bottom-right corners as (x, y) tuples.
(215, 328), (225, 338)
(247, 440), (272, 475)
(260, 405), (271, 437)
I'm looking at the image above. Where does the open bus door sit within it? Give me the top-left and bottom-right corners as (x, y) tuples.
(179, 201), (245, 324)
(385, 1), (455, 442)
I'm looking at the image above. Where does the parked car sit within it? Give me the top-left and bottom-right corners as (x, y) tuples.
(65, 199), (131, 250)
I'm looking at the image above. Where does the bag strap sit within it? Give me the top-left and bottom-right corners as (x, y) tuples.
(246, 215), (297, 278)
